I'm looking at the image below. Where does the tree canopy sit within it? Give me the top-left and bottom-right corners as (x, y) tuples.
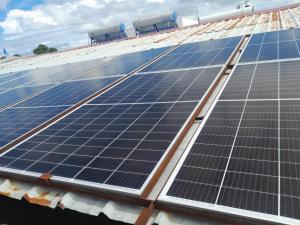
(33, 44), (57, 55)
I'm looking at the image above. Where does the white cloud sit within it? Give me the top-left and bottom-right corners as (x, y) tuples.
(1, 9), (57, 34)
(147, 0), (165, 3)
(0, 0), (297, 54)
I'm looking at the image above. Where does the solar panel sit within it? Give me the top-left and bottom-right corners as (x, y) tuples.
(0, 57), (110, 90)
(90, 67), (222, 104)
(220, 62), (278, 100)
(140, 37), (242, 72)
(0, 66), (224, 194)
(240, 28), (300, 63)
(0, 106), (68, 148)
(0, 84), (53, 109)
(0, 47), (174, 152)
(159, 59), (300, 224)
(16, 76), (122, 107)
(75, 47), (170, 80)
(0, 71), (29, 85)
(0, 72), (41, 90)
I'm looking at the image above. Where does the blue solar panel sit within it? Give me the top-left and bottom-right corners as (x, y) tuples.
(0, 65), (225, 194)
(16, 76), (122, 107)
(0, 84), (53, 109)
(0, 71), (29, 85)
(0, 102), (197, 189)
(240, 28), (300, 63)
(0, 106), (68, 148)
(160, 58), (300, 224)
(75, 47), (170, 80)
(91, 67), (222, 104)
(0, 57), (110, 90)
(141, 37), (242, 72)
(0, 73), (40, 90)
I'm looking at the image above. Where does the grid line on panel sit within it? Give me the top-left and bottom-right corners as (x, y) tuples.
(292, 30), (300, 56)
(87, 100), (199, 106)
(214, 54), (260, 204)
(277, 43), (281, 216)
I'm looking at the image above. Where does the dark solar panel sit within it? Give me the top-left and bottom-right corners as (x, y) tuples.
(280, 100), (300, 219)
(0, 71), (30, 85)
(16, 77), (121, 107)
(140, 37), (242, 72)
(221, 62), (279, 100)
(239, 28), (300, 63)
(160, 57), (300, 223)
(0, 58), (110, 90)
(0, 106), (68, 148)
(0, 65), (224, 194)
(90, 67), (222, 104)
(279, 60), (300, 98)
(0, 102), (197, 189)
(75, 47), (170, 80)
(0, 84), (52, 109)
(166, 101), (244, 203)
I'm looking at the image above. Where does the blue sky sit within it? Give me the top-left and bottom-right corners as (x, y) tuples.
(0, 0), (41, 21)
(0, 0), (42, 43)
(0, 0), (299, 55)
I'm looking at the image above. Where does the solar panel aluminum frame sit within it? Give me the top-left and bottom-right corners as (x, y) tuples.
(237, 55), (300, 66)
(0, 36), (244, 198)
(138, 64), (225, 75)
(158, 61), (299, 224)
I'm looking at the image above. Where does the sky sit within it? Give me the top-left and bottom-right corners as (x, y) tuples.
(0, 0), (299, 55)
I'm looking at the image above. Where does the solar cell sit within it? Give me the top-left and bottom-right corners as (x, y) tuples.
(0, 106), (68, 148)
(221, 62), (278, 100)
(239, 28), (300, 63)
(75, 47), (170, 80)
(90, 67), (222, 104)
(280, 100), (300, 219)
(141, 37), (242, 72)
(280, 60), (300, 98)
(0, 57), (110, 90)
(0, 84), (53, 109)
(16, 76), (122, 107)
(160, 58), (300, 223)
(0, 71), (29, 85)
(0, 66), (224, 194)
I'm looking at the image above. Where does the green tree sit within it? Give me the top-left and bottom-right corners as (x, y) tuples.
(33, 44), (49, 55)
(48, 47), (57, 53)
